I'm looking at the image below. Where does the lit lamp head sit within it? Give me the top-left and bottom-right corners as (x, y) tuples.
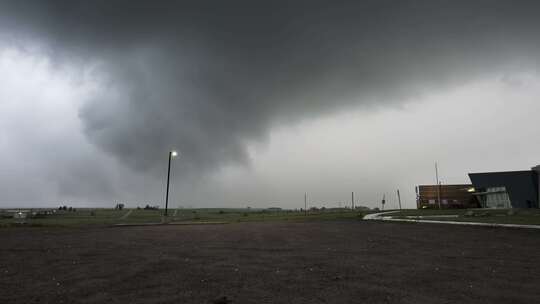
(171, 150), (178, 157)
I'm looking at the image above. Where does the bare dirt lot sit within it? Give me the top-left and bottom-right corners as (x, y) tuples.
(1, 221), (539, 304)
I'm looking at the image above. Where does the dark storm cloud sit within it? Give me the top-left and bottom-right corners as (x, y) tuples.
(1, 0), (540, 180)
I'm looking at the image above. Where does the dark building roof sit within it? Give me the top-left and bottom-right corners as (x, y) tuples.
(468, 170), (539, 208)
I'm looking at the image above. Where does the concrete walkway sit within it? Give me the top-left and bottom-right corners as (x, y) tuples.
(119, 209), (133, 220)
(362, 211), (399, 220)
(363, 211), (540, 230)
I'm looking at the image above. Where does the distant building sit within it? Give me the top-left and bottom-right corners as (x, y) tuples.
(468, 165), (539, 208)
(416, 184), (479, 209)
(3, 209), (55, 219)
(5, 210), (30, 219)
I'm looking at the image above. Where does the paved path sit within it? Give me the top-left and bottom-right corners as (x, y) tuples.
(363, 211), (540, 229)
(119, 209), (133, 220)
(362, 211), (398, 220)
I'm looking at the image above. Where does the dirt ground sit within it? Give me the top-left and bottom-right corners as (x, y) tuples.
(1, 221), (539, 304)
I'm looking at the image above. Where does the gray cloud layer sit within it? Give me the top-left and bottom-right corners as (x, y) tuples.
(1, 1), (540, 204)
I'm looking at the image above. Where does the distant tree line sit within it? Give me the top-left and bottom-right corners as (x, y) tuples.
(58, 205), (76, 212)
(135, 204), (159, 210)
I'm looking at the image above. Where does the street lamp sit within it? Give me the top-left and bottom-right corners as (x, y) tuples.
(165, 150), (179, 217)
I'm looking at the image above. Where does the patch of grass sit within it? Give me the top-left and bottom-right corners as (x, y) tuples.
(0, 209), (137, 227)
(170, 209), (369, 224)
(391, 209), (469, 217)
(0, 208), (371, 227)
(121, 209), (162, 223)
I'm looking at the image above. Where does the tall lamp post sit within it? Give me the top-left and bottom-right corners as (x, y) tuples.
(165, 150), (178, 217)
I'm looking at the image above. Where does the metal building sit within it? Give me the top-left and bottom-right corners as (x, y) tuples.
(468, 166), (540, 209)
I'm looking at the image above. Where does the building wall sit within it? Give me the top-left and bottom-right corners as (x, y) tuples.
(481, 186), (511, 208)
(416, 184), (478, 209)
(469, 171), (539, 208)
(532, 166), (540, 207)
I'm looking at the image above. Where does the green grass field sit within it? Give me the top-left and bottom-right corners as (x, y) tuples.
(0, 208), (369, 227)
(4, 207), (540, 227)
(389, 208), (540, 225)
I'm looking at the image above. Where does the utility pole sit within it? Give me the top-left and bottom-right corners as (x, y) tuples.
(382, 194), (386, 211)
(415, 186), (419, 209)
(435, 162), (441, 209)
(164, 150), (178, 217)
(351, 192), (355, 211)
(304, 192), (307, 216)
(397, 189), (402, 210)
(165, 152), (173, 217)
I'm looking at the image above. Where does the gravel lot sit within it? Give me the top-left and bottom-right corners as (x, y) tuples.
(1, 221), (539, 303)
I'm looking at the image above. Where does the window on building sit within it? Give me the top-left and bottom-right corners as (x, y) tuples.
(484, 186), (511, 208)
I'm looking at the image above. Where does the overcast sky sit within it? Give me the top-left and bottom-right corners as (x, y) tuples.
(1, 1), (539, 209)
